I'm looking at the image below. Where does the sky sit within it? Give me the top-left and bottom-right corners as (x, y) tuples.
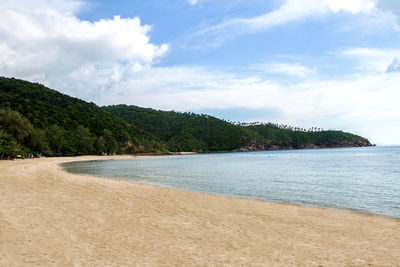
(1, 0), (400, 145)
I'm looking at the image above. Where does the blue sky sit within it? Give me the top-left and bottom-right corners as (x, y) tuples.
(1, 0), (400, 144)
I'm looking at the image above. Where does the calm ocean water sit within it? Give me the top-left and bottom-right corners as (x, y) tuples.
(64, 146), (400, 218)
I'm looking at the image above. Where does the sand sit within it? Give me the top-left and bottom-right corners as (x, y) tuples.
(0, 156), (399, 266)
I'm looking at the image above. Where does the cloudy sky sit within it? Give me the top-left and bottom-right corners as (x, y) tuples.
(1, 0), (400, 144)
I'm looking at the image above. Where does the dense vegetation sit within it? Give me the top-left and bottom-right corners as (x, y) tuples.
(0, 77), (372, 159)
(102, 105), (261, 152)
(246, 123), (371, 149)
(103, 105), (372, 152)
(0, 77), (165, 158)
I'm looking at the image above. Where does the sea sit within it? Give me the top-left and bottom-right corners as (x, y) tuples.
(63, 146), (400, 218)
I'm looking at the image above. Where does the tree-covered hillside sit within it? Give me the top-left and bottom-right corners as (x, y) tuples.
(0, 77), (165, 158)
(103, 105), (372, 152)
(244, 123), (372, 150)
(0, 77), (372, 159)
(102, 105), (261, 152)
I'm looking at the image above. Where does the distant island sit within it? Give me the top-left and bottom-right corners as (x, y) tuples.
(0, 77), (372, 159)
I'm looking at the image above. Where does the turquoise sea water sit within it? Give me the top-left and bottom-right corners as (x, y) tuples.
(63, 146), (400, 218)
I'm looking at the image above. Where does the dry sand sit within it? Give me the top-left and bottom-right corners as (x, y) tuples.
(0, 156), (399, 266)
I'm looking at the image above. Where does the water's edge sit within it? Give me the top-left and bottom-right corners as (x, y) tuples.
(61, 149), (400, 220)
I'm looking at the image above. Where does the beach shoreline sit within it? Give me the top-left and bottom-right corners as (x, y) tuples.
(1, 156), (399, 266)
(62, 154), (400, 221)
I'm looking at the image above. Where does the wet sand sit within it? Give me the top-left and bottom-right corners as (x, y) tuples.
(0, 156), (399, 266)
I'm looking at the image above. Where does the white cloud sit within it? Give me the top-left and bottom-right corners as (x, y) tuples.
(251, 63), (317, 77)
(337, 48), (400, 73)
(0, 0), (168, 94)
(193, 0), (377, 41)
(187, 0), (400, 49)
(194, 0), (324, 38)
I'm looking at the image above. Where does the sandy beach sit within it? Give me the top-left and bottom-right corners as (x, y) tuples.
(0, 156), (399, 266)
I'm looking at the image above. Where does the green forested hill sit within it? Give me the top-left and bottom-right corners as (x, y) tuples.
(245, 123), (372, 150)
(0, 77), (164, 157)
(103, 105), (372, 152)
(102, 105), (261, 152)
(0, 77), (372, 158)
